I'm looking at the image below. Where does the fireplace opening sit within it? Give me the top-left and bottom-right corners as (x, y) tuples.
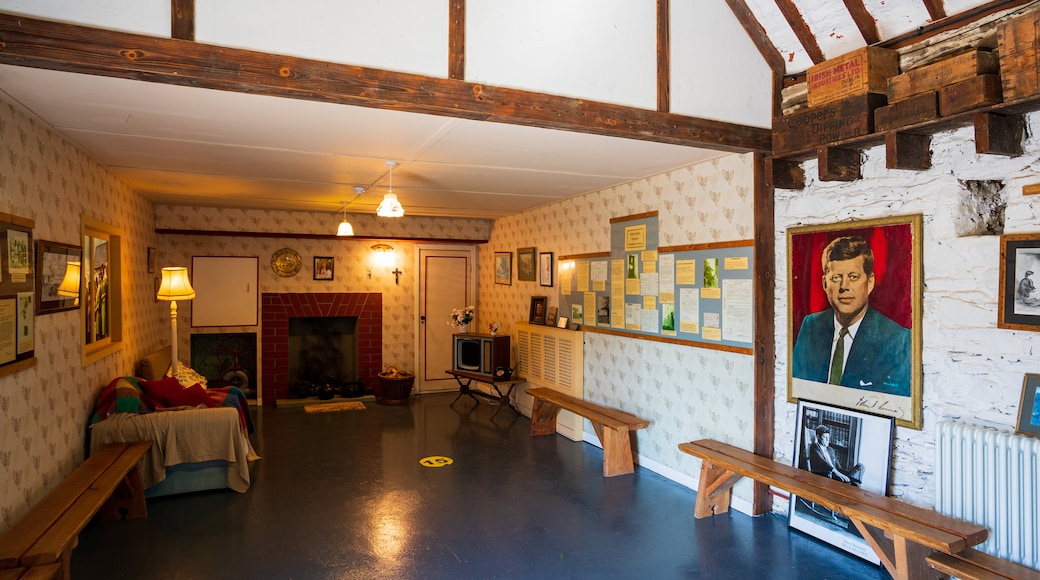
(288, 316), (363, 399)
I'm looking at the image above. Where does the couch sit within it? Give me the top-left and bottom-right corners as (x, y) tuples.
(88, 346), (258, 497)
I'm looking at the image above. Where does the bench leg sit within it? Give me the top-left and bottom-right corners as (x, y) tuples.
(99, 466), (148, 523)
(694, 460), (742, 518)
(595, 424), (636, 477)
(852, 519), (935, 580)
(529, 400), (561, 436)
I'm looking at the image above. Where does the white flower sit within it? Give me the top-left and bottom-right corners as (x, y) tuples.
(448, 305), (476, 326)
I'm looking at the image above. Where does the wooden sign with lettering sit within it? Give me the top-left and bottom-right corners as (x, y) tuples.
(807, 47), (899, 107)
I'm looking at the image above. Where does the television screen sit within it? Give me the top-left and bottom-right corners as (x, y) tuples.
(456, 339), (482, 371)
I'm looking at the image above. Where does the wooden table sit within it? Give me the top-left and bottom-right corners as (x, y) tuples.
(446, 370), (525, 419)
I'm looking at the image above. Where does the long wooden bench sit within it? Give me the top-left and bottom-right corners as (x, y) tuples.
(679, 439), (990, 580)
(927, 548), (1040, 580)
(526, 386), (650, 477)
(0, 441), (151, 580)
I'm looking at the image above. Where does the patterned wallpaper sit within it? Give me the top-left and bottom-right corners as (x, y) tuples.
(0, 99), (162, 532)
(478, 153), (758, 500)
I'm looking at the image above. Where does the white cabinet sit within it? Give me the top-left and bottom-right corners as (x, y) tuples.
(515, 323), (584, 441)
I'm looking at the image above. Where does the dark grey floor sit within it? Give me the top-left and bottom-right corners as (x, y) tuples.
(73, 392), (889, 579)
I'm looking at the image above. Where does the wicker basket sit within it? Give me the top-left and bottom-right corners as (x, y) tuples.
(377, 372), (415, 405)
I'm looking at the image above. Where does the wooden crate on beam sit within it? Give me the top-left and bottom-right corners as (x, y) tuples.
(998, 10), (1040, 100)
(773, 93), (887, 156)
(939, 74), (1003, 115)
(807, 47), (899, 108)
(887, 49), (999, 102)
(875, 92), (939, 133)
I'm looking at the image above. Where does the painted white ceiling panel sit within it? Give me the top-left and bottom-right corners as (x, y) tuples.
(466, 0), (657, 109)
(670, 1), (772, 128)
(796, 0), (866, 60)
(744, 0), (814, 75)
(195, 0), (448, 77)
(0, 0), (168, 36)
(864, 0), (932, 40)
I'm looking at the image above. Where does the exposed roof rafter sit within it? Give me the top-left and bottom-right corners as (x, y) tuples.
(774, 0), (825, 63)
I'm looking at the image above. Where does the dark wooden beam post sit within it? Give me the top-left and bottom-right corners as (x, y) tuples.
(754, 153), (776, 515)
(885, 132), (931, 170)
(171, 0), (194, 41)
(771, 158), (805, 190)
(975, 112), (1024, 156)
(657, 0), (670, 112)
(818, 146), (861, 181)
(448, 0), (465, 80)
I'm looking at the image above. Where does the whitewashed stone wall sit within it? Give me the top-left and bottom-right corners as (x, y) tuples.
(774, 113), (1040, 509)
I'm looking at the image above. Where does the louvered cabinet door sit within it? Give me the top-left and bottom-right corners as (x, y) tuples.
(515, 323), (584, 441)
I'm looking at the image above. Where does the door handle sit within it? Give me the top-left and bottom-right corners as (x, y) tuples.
(420, 315), (426, 324)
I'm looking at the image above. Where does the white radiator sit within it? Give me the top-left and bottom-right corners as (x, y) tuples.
(936, 420), (1040, 570)
(515, 323), (584, 441)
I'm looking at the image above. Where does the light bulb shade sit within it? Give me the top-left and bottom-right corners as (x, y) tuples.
(376, 192), (405, 217)
(157, 267), (196, 301)
(337, 219), (354, 236)
(56, 261), (81, 297)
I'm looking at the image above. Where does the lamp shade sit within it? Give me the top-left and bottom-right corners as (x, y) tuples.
(56, 261), (81, 297)
(337, 219), (355, 236)
(376, 192), (405, 217)
(157, 267), (196, 301)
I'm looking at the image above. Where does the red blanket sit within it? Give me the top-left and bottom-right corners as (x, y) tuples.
(92, 376), (253, 433)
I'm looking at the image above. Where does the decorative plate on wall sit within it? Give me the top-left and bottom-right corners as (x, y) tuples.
(271, 248), (302, 277)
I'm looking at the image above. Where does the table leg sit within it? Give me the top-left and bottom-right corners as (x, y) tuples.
(489, 382), (520, 419)
(450, 376), (480, 407)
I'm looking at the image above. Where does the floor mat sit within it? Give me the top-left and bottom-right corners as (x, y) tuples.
(304, 401), (366, 413)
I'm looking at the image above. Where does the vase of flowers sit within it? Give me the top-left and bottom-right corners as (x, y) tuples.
(448, 305), (476, 333)
(488, 322), (500, 336)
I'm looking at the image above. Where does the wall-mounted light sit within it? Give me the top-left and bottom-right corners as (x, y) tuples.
(370, 244), (403, 285)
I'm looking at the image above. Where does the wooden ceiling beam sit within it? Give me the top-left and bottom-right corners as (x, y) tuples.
(773, 0), (825, 64)
(921, 0), (948, 22)
(448, 0), (465, 80)
(0, 13), (770, 153)
(658, 0), (670, 112)
(841, 0), (880, 45)
(171, 0), (194, 41)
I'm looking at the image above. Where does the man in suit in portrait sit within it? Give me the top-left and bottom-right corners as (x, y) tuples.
(792, 236), (911, 396)
(807, 425), (863, 485)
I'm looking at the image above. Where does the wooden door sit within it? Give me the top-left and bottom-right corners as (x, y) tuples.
(416, 246), (476, 393)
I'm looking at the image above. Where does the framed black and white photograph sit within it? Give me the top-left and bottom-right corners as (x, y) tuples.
(998, 233), (1040, 332)
(789, 400), (894, 564)
(529, 295), (547, 324)
(539, 252), (554, 287)
(314, 256), (334, 280)
(1016, 373), (1040, 438)
(495, 252), (512, 285)
(546, 306), (558, 327)
(518, 247), (536, 281)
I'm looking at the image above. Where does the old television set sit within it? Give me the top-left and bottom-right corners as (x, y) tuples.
(452, 333), (510, 380)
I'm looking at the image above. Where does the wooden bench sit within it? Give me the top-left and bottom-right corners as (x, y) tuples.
(679, 439), (990, 580)
(526, 387), (650, 477)
(927, 548), (1040, 580)
(0, 441), (151, 580)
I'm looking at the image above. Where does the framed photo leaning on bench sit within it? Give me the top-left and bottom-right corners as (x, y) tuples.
(790, 400), (894, 564)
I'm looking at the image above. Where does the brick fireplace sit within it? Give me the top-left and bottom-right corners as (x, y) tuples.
(261, 292), (382, 403)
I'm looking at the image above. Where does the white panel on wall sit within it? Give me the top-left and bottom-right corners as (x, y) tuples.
(466, 0), (657, 109)
(670, 2), (772, 128)
(195, 0), (448, 77)
(0, 0), (169, 36)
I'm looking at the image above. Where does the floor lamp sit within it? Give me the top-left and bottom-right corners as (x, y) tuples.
(156, 267), (196, 376)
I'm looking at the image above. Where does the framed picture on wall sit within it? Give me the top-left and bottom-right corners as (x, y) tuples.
(1016, 373), (1040, 438)
(539, 252), (554, 287)
(314, 256), (334, 280)
(998, 233), (1040, 332)
(495, 252), (512, 285)
(517, 247), (536, 281)
(546, 306), (558, 327)
(790, 400), (893, 564)
(787, 215), (923, 430)
(34, 240), (81, 315)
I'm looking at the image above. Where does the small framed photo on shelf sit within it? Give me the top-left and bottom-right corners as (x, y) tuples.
(529, 295), (548, 324)
(546, 306), (558, 327)
(1016, 374), (1040, 437)
(314, 256), (334, 280)
(556, 316), (569, 329)
(539, 252), (554, 287)
(998, 233), (1040, 332)
(517, 247), (536, 281)
(495, 252), (512, 285)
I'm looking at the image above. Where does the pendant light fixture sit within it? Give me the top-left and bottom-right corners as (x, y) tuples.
(336, 186), (365, 236)
(376, 160), (405, 218)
